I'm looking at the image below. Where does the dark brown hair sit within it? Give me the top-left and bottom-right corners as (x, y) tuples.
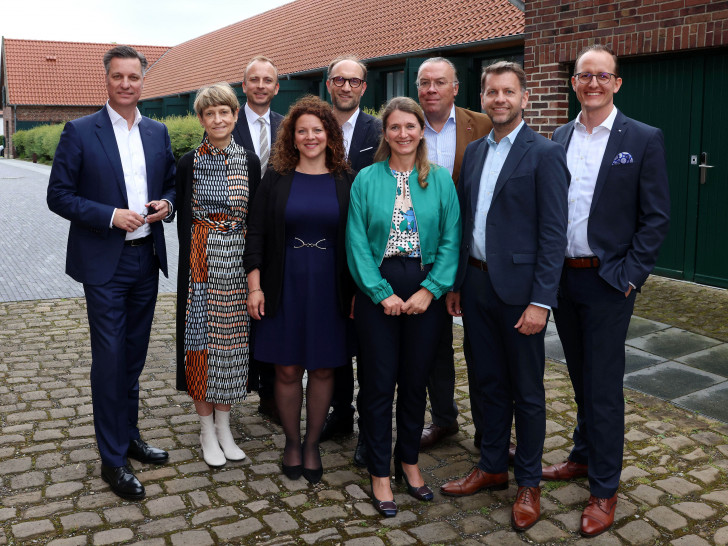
(103, 45), (148, 74)
(481, 61), (527, 92)
(270, 95), (348, 175)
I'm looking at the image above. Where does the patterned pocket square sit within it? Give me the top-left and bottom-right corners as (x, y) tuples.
(612, 152), (633, 165)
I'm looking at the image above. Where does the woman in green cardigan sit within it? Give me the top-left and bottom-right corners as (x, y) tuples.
(346, 97), (461, 517)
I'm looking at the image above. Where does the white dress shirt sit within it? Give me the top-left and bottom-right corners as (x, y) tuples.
(107, 102), (149, 240)
(244, 103), (271, 157)
(565, 106), (618, 258)
(424, 104), (457, 175)
(341, 108), (360, 158)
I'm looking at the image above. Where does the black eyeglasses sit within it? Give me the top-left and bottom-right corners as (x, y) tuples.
(574, 72), (617, 84)
(330, 76), (363, 88)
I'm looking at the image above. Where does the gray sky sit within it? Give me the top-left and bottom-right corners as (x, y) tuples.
(1, 0), (294, 46)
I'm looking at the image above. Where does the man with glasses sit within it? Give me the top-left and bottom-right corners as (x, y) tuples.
(415, 57), (492, 451)
(321, 55), (381, 466)
(543, 44), (670, 537)
(235, 55), (284, 421)
(47, 45), (176, 500)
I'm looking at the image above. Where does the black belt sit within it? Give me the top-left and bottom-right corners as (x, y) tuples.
(468, 256), (488, 271)
(124, 235), (153, 247)
(564, 256), (600, 269)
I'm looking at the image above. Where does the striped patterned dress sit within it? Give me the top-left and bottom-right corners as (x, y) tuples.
(184, 138), (250, 403)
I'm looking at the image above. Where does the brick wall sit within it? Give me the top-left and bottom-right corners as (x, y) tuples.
(525, 0), (728, 136)
(4, 105), (100, 158)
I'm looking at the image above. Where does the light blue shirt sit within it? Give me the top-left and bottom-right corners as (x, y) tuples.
(424, 105), (457, 175)
(471, 120), (524, 261)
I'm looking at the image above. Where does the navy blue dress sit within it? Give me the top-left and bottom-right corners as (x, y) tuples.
(253, 172), (347, 370)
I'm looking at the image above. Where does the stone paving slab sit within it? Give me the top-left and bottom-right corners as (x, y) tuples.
(1, 294), (727, 544)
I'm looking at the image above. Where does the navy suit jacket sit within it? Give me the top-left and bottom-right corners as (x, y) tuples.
(348, 111), (382, 172)
(454, 123), (569, 308)
(47, 107), (176, 286)
(552, 110), (670, 291)
(231, 109), (283, 152)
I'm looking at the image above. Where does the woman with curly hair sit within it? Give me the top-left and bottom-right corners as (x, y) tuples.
(244, 95), (355, 484)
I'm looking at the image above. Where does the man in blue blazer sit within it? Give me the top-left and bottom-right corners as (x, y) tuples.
(440, 62), (568, 532)
(235, 56), (284, 420)
(543, 45), (670, 537)
(320, 56), (382, 465)
(233, 56), (284, 172)
(47, 46), (176, 501)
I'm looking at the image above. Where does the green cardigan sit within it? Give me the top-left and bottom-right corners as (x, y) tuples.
(346, 160), (461, 304)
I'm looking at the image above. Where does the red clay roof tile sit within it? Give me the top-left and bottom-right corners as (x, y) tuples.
(140, 0), (523, 99)
(3, 39), (168, 106)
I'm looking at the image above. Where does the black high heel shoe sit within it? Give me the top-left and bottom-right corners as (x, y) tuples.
(302, 435), (323, 484)
(369, 475), (397, 517)
(281, 444), (303, 480)
(394, 459), (434, 501)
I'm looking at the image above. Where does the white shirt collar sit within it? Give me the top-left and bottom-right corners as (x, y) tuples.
(575, 105), (618, 132)
(245, 103), (270, 124)
(106, 101), (141, 128)
(341, 108), (361, 130)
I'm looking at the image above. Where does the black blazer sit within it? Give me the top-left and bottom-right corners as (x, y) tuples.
(231, 109), (284, 152)
(243, 168), (356, 317)
(173, 148), (261, 391)
(348, 111), (382, 172)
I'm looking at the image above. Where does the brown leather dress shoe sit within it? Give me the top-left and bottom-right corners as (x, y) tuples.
(420, 422), (458, 449)
(542, 460), (588, 480)
(508, 442), (516, 463)
(440, 467), (508, 496)
(511, 486), (541, 531)
(581, 494), (617, 537)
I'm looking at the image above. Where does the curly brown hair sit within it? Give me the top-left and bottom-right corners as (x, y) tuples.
(270, 95), (349, 175)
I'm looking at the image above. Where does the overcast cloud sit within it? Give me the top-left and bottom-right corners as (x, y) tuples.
(1, 0), (293, 46)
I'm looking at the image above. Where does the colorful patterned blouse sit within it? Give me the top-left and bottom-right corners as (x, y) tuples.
(384, 169), (421, 258)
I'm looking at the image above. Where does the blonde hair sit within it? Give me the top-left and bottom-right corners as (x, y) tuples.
(374, 97), (431, 188)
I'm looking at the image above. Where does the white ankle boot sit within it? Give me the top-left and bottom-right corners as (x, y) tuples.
(199, 413), (226, 467)
(215, 409), (246, 461)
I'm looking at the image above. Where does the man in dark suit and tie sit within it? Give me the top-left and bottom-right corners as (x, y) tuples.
(234, 56), (284, 172)
(440, 61), (568, 531)
(320, 56), (381, 466)
(543, 44), (670, 537)
(47, 45), (176, 500)
(416, 57), (493, 450)
(236, 56), (284, 420)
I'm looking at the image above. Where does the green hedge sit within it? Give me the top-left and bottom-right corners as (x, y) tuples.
(12, 113), (204, 163)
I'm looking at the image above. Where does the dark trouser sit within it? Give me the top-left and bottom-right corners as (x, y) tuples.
(425, 314), (458, 427)
(258, 360), (276, 399)
(554, 267), (636, 498)
(355, 258), (444, 477)
(461, 265), (546, 487)
(84, 243), (158, 467)
(330, 361), (355, 416)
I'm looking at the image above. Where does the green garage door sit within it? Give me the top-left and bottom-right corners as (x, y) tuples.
(584, 49), (728, 288)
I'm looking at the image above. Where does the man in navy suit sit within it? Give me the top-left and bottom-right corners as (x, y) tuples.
(47, 45), (176, 500)
(440, 62), (568, 531)
(543, 44), (670, 537)
(236, 56), (284, 420)
(234, 56), (284, 172)
(320, 56), (381, 466)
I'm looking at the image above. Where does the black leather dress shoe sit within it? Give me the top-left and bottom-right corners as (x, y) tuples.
(101, 463), (145, 500)
(127, 438), (169, 465)
(353, 434), (368, 468)
(319, 409), (354, 442)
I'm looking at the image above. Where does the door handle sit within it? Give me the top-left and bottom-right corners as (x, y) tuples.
(699, 152), (714, 185)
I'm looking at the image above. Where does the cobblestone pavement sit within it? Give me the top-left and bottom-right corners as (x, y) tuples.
(2, 294), (728, 545)
(0, 159), (178, 302)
